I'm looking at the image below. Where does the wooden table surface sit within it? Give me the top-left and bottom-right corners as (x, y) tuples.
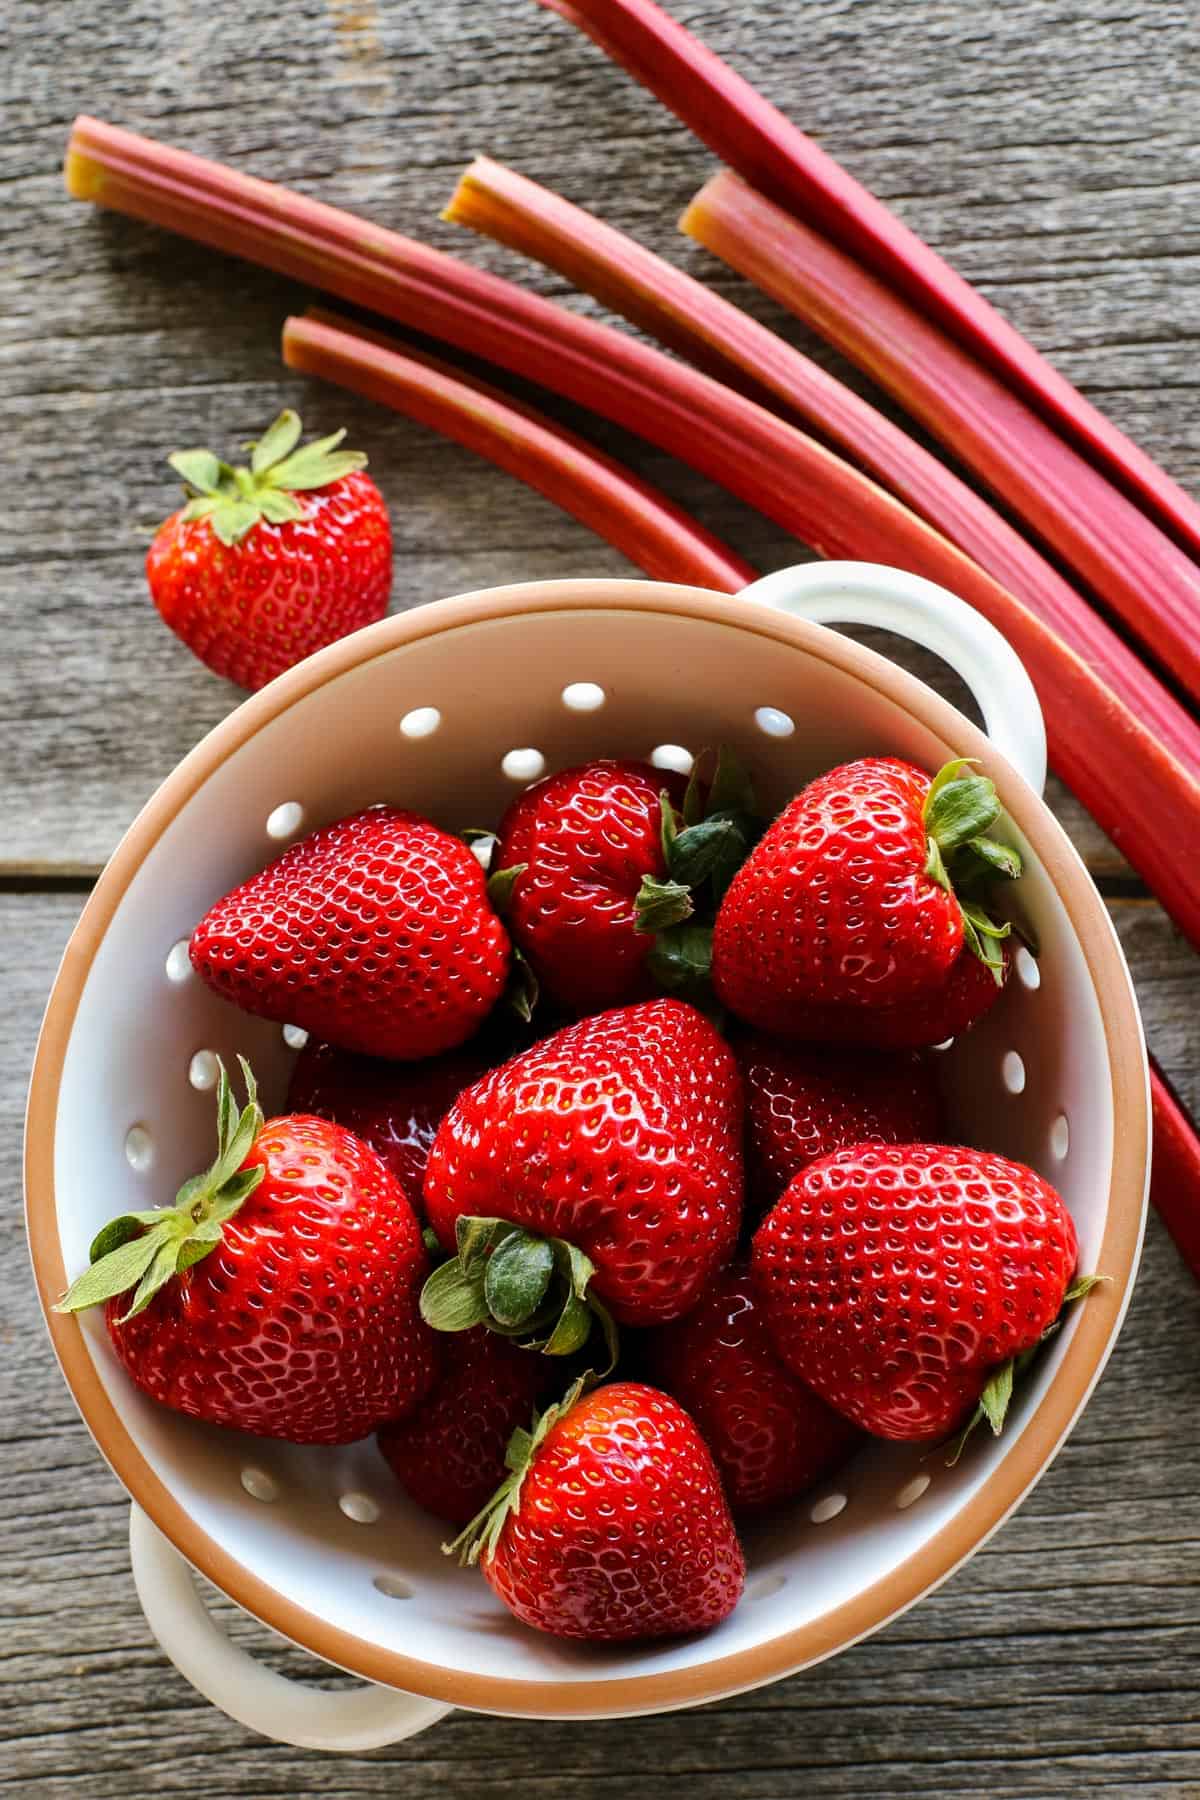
(4, 2), (1199, 1794)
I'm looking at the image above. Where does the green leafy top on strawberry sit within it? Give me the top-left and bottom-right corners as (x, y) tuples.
(920, 758), (1024, 983)
(445, 1374), (589, 1566)
(55, 1058), (265, 1321)
(169, 409), (368, 546)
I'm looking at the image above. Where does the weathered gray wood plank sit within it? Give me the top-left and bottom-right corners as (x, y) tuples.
(2, 0), (1197, 873)
(3, 891), (1199, 1797)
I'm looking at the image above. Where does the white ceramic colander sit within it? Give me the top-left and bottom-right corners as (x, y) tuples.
(25, 563), (1149, 1752)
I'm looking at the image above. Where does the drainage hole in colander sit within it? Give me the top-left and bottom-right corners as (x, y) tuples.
(374, 1573), (414, 1599)
(339, 1492), (381, 1524)
(266, 801), (305, 841)
(754, 706), (795, 739)
(165, 939), (192, 984)
(124, 1125), (155, 1173)
(400, 707), (441, 740)
(896, 1473), (931, 1510)
(931, 1038), (954, 1053)
(745, 1573), (787, 1602)
(1002, 1050), (1026, 1095)
(1015, 945), (1041, 990)
(1050, 1113), (1070, 1161)
(282, 1024), (309, 1050)
(501, 748), (547, 783)
(241, 1467), (279, 1503)
(809, 1492), (847, 1524)
(562, 682), (606, 713)
(649, 744), (694, 775)
(188, 1050), (220, 1091)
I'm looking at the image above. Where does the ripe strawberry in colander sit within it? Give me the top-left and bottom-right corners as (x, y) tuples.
(55, 1060), (435, 1444)
(189, 805), (510, 1061)
(752, 1143), (1085, 1444)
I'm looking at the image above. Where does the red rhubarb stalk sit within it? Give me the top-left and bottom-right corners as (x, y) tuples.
(281, 312), (755, 591)
(683, 170), (1200, 709)
(447, 156), (1200, 771)
(1151, 1062), (1200, 1283)
(63, 116), (1200, 953)
(536, 0), (1200, 563)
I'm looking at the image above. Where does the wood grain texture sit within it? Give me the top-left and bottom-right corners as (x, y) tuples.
(3, 0), (1199, 1792)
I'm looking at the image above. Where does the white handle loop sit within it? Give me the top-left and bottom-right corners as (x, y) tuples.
(741, 562), (1047, 796)
(129, 1505), (452, 1752)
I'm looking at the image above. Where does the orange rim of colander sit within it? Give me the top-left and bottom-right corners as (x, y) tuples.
(25, 578), (1149, 1718)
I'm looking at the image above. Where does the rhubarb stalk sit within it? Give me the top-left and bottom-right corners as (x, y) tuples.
(447, 156), (1200, 771)
(536, 0), (1200, 563)
(1151, 1062), (1200, 1283)
(281, 313), (755, 591)
(683, 170), (1200, 709)
(64, 116), (1200, 955)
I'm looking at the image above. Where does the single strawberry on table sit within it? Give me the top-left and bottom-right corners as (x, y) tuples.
(377, 1325), (555, 1528)
(737, 1034), (945, 1214)
(645, 1262), (860, 1513)
(752, 1142), (1087, 1444)
(55, 1059), (435, 1444)
(454, 1379), (745, 1642)
(189, 805), (510, 1061)
(147, 409), (392, 690)
(287, 1037), (494, 1218)
(712, 756), (1022, 1043)
(420, 998), (743, 1350)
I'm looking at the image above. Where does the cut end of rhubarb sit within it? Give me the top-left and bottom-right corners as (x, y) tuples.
(64, 145), (104, 203)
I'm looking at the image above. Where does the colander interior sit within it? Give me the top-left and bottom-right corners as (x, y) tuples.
(41, 592), (1140, 1711)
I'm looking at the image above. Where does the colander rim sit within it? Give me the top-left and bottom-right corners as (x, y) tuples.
(25, 576), (1149, 1717)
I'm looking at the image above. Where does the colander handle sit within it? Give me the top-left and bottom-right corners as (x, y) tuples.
(128, 1505), (453, 1751)
(740, 562), (1048, 795)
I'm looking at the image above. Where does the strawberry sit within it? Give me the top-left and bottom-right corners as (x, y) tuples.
(748, 942), (1011, 1053)
(456, 1380), (745, 1641)
(752, 1143), (1082, 1443)
(190, 806), (510, 1061)
(645, 1263), (859, 1513)
(737, 1035), (944, 1212)
(493, 759), (685, 1013)
(712, 757), (1022, 1034)
(147, 409), (392, 691)
(286, 1038), (493, 1218)
(377, 1327), (553, 1528)
(55, 1060), (435, 1444)
(421, 999), (742, 1346)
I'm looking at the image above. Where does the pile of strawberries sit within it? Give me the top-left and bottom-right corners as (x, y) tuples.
(60, 749), (1089, 1645)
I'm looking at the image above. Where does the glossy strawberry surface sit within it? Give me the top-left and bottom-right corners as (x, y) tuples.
(107, 1115), (435, 1444)
(147, 471), (392, 691)
(712, 757), (964, 1030)
(760, 943), (1010, 1051)
(286, 1038), (493, 1217)
(753, 1144), (1078, 1440)
(496, 759), (684, 1012)
(378, 1327), (554, 1528)
(423, 999), (743, 1326)
(646, 1264), (859, 1512)
(190, 807), (510, 1060)
(484, 1381), (745, 1641)
(738, 1035), (945, 1213)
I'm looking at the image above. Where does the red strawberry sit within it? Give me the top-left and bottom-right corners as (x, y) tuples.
(377, 1327), (553, 1528)
(286, 1038), (493, 1217)
(421, 999), (742, 1339)
(645, 1263), (859, 1513)
(190, 806), (510, 1061)
(147, 410), (392, 690)
(460, 1380), (744, 1642)
(712, 757), (1020, 1034)
(752, 1144), (1080, 1442)
(752, 943), (1010, 1052)
(55, 1060), (435, 1444)
(737, 1035), (944, 1211)
(494, 760), (685, 1013)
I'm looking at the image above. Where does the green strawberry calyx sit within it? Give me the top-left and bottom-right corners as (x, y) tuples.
(922, 758), (1024, 986)
(54, 1057), (264, 1323)
(168, 409), (368, 547)
(945, 1272), (1109, 1465)
(420, 1215), (620, 1371)
(445, 1373), (589, 1566)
